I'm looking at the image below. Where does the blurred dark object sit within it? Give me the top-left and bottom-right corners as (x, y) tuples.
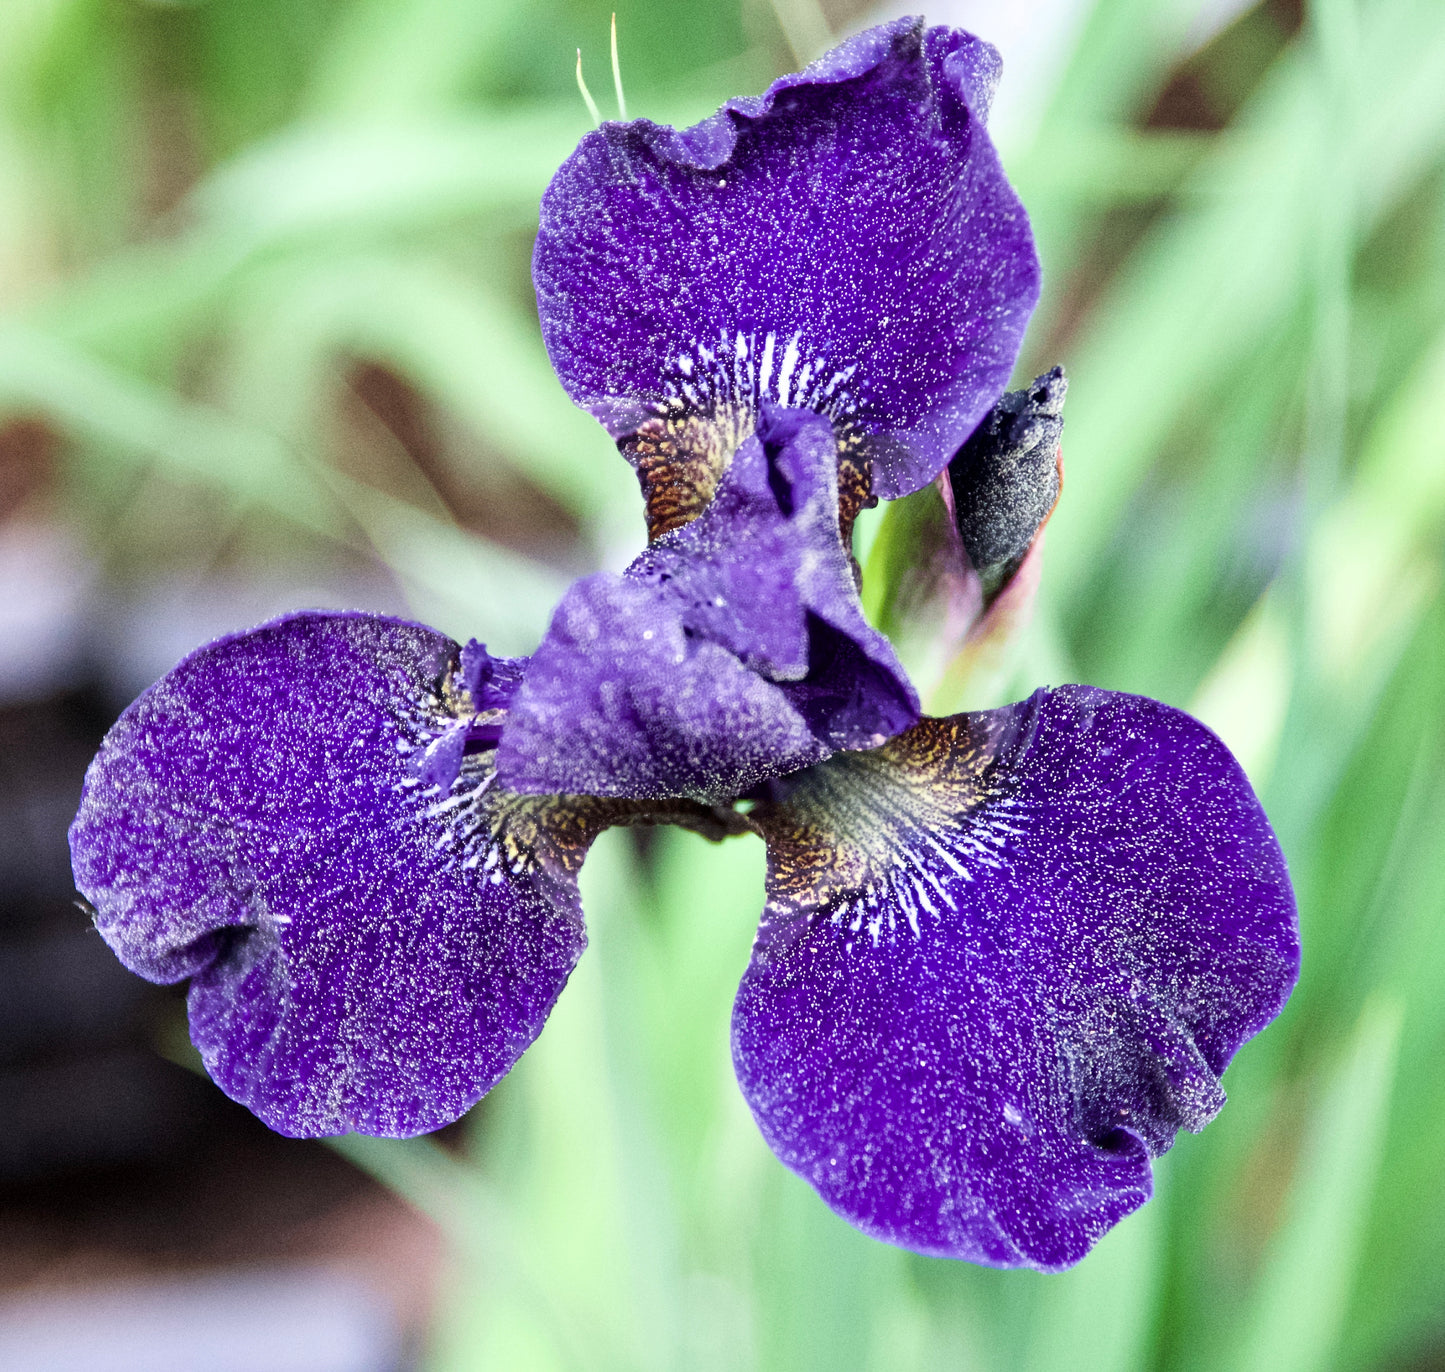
(0, 607), (367, 1186)
(0, 683), (198, 1181)
(0, 420), (56, 525)
(0, 528), (439, 1363)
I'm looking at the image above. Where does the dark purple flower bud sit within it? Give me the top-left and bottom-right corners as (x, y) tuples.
(861, 368), (1066, 688)
(534, 17), (1040, 531)
(734, 687), (1298, 1269)
(949, 367), (1066, 600)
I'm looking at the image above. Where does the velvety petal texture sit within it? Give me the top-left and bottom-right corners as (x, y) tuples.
(497, 407), (918, 803)
(69, 612), (617, 1138)
(734, 688), (1298, 1269)
(534, 17), (1040, 506)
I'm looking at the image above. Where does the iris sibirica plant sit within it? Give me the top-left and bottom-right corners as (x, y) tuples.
(69, 18), (1298, 1272)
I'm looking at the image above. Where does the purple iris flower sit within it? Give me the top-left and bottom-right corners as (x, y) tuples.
(68, 18), (1297, 1272)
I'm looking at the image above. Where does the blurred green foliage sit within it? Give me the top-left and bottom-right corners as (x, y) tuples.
(4, 0), (1444, 1368)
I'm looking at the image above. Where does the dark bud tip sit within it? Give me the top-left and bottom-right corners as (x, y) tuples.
(948, 366), (1066, 594)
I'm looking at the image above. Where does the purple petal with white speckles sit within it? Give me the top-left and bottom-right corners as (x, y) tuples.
(497, 408), (918, 802)
(69, 612), (611, 1138)
(533, 18), (1039, 502)
(734, 687), (1298, 1269)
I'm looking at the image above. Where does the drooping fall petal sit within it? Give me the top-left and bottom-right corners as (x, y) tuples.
(71, 613), (613, 1137)
(734, 687), (1298, 1269)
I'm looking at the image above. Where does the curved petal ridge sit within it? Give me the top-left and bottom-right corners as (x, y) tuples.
(733, 687), (1299, 1268)
(498, 409), (918, 802)
(69, 611), (630, 1138)
(533, 18), (1040, 508)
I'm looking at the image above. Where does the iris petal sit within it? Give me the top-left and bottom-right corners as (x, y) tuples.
(498, 408), (918, 802)
(69, 612), (624, 1138)
(733, 687), (1298, 1269)
(534, 18), (1040, 509)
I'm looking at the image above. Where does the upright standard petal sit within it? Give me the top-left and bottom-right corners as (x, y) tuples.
(497, 408), (918, 802)
(534, 17), (1040, 516)
(733, 688), (1298, 1269)
(70, 612), (624, 1138)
